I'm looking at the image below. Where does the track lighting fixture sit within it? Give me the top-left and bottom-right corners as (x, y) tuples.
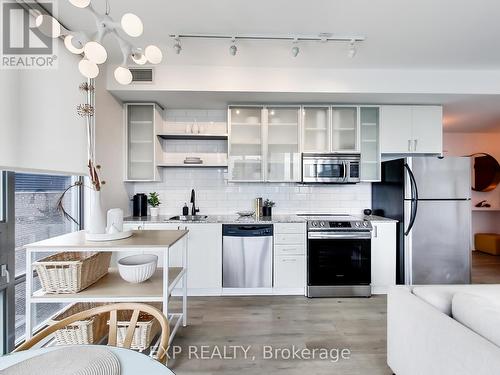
(229, 37), (237, 56)
(167, 33), (365, 58)
(291, 38), (299, 57)
(173, 36), (182, 54)
(348, 39), (357, 58)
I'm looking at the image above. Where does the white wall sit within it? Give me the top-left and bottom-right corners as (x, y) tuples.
(444, 132), (500, 239)
(94, 72), (131, 213)
(0, 39), (87, 175)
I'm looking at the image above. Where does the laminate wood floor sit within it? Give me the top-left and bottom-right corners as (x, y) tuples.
(472, 251), (500, 283)
(167, 296), (391, 375)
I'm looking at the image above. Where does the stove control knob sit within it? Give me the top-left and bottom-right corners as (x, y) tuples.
(363, 222), (369, 227)
(355, 222), (360, 227)
(311, 221), (318, 227)
(319, 221), (326, 227)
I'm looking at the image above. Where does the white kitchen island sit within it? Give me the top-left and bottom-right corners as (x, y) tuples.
(24, 229), (189, 345)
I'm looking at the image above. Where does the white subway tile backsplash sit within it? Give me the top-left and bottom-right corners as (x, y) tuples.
(132, 167), (371, 216)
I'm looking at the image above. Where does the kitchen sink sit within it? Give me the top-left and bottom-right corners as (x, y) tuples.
(167, 215), (209, 222)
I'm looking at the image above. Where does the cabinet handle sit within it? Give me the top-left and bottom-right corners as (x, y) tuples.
(408, 139), (412, 152)
(414, 139), (418, 151)
(373, 225), (378, 238)
(283, 258), (297, 262)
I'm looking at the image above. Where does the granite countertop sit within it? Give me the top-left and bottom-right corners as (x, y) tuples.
(124, 214), (397, 224)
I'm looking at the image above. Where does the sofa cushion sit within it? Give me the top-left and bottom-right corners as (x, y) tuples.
(413, 287), (455, 315)
(412, 285), (500, 316)
(452, 292), (500, 347)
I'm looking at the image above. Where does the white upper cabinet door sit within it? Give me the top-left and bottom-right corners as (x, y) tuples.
(411, 106), (443, 154)
(228, 107), (264, 181)
(266, 107), (301, 182)
(302, 106), (330, 153)
(331, 107), (359, 152)
(379, 106), (412, 153)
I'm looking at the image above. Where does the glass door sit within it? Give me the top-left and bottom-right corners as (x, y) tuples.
(266, 107), (301, 182)
(360, 107), (381, 181)
(331, 106), (358, 152)
(302, 106), (330, 153)
(127, 104), (155, 181)
(229, 107), (263, 181)
(0, 172), (14, 353)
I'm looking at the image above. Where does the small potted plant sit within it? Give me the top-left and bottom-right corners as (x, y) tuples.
(148, 192), (161, 217)
(262, 199), (275, 217)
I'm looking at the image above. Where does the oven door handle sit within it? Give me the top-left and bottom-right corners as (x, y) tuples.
(308, 232), (372, 240)
(343, 161), (347, 180)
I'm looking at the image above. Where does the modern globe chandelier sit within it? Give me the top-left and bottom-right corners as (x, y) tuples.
(35, 0), (163, 84)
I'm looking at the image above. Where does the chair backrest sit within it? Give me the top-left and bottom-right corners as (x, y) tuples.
(14, 303), (170, 363)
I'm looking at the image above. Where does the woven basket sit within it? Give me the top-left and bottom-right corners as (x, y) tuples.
(51, 302), (109, 345)
(34, 252), (111, 294)
(111, 303), (162, 352)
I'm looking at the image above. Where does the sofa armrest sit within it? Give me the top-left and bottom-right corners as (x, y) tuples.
(387, 286), (500, 375)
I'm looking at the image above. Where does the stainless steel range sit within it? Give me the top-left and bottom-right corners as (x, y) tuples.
(304, 215), (372, 297)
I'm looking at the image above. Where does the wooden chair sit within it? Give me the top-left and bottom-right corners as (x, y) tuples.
(14, 303), (170, 364)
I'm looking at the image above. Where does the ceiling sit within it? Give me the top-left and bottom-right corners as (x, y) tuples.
(56, 0), (500, 132)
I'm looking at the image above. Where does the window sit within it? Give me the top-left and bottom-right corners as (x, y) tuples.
(14, 173), (82, 342)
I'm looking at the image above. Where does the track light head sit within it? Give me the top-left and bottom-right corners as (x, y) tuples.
(348, 39), (356, 58)
(173, 36), (182, 54)
(229, 38), (237, 56)
(291, 38), (299, 57)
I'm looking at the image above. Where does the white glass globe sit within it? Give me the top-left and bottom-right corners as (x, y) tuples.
(84, 41), (107, 64)
(121, 13), (143, 37)
(64, 35), (84, 54)
(145, 45), (162, 64)
(131, 53), (147, 65)
(69, 0), (91, 8)
(114, 66), (133, 85)
(78, 58), (99, 79)
(35, 14), (61, 38)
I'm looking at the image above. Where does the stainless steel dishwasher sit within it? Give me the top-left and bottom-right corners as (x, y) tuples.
(222, 224), (273, 288)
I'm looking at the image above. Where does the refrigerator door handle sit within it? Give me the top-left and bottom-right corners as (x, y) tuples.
(404, 163), (419, 201)
(404, 163), (419, 235)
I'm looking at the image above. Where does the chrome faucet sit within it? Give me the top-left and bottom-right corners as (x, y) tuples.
(190, 189), (199, 216)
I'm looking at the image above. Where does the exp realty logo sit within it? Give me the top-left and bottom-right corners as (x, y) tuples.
(1, 0), (58, 69)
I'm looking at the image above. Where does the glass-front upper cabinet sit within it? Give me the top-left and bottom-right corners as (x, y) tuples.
(125, 103), (162, 181)
(266, 107), (301, 182)
(331, 107), (358, 152)
(302, 106), (330, 153)
(360, 107), (381, 181)
(228, 107), (263, 181)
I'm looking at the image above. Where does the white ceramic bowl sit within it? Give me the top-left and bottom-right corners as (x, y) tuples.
(117, 254), (158, 283)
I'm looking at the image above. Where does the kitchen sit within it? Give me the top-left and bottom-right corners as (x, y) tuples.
(2, 1), (500, 374)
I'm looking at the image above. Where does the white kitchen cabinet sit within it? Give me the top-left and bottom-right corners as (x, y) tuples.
(360, 106), (381, 181)
(380, 105), (442, 154)
(266, 106), (301, 182)
(228, 106), (301, 182)
(228, 106), (264, 181)
(273, 223), (306, 293)
(302, 106), (330, 153)
(274, 256), (306, 289)
(143, 223), (222, 294)
(331, 106), (359, 152)
(411, 106), (443, 153)
(124, 103), (163, 182)
(371, 221), (397, 294)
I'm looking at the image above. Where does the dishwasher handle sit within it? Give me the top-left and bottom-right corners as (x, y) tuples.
(223, 224), (273, 237)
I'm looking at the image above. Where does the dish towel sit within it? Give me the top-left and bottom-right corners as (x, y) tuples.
(2, 346), (120, 375)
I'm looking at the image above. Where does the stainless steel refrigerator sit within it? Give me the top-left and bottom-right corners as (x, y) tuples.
(372, 157), (471, 285)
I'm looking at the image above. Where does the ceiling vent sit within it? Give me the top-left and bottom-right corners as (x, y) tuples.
(130, 68), (153, 83)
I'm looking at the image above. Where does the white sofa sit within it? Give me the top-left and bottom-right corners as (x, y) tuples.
(387, 285), (500, 375)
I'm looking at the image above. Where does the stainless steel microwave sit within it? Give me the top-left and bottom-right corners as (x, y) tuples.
(302, 154), (361, 184)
